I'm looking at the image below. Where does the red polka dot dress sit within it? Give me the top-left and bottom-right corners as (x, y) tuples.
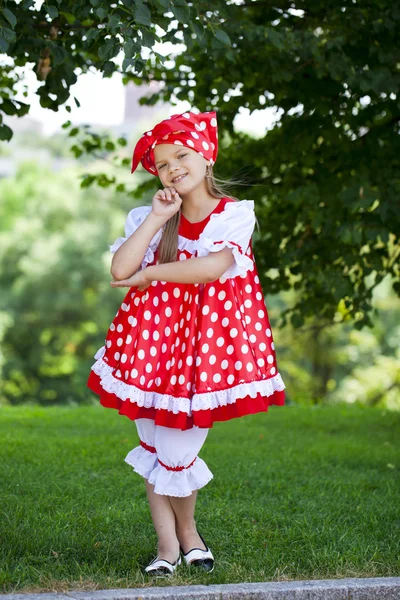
(87, 197), (286, 430)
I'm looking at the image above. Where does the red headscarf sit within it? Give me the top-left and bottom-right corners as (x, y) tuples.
(131, 111), (219, 176)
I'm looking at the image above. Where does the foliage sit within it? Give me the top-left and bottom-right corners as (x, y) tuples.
(0, 0), (227, 139)
(145, 0), (400, 329)
(271, 276), (400, 407)
(1, 1), (399, 327)
(0, 161), (135, 405)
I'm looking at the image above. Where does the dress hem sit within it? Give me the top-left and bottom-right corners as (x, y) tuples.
(87, 369), (285, 431)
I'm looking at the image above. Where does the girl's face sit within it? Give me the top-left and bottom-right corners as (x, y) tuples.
(153, 144), (209, 194)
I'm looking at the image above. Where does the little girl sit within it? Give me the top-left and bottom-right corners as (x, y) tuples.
(87, 110), (286, 576)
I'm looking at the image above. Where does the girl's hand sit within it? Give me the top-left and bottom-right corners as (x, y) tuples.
(151, 187), (182, 220)
(110, 268), (151, 291)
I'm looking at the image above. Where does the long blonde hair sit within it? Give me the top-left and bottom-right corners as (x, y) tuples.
(156, 166), (259, 265)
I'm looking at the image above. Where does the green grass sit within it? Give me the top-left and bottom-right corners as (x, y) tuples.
(0, 403), (399, 593)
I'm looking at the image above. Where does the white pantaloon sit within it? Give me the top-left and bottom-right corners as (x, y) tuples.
(124, 418), (213, 497)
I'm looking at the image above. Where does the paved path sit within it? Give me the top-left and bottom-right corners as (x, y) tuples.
(1, 577), (399, 599)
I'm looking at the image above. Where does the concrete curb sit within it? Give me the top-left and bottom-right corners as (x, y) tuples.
(1, 577), (400, 600)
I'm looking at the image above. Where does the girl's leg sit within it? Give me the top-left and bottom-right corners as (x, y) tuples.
(144, 481), (180, 563)
(169, 490), (207, 554)
(154, 425), (210, 554)
(134, 419), (180, 563)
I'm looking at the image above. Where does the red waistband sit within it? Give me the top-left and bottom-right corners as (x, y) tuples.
(158, 457), (197, 472)
(140, 440), (197, 471)
(140, 440), (156, 454)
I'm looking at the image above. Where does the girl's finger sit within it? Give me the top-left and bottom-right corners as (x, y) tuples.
(111, 280), (129, 286)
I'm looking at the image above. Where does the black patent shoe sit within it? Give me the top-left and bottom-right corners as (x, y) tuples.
(144, 554), (182, 576)
(180, 532), (214, 572)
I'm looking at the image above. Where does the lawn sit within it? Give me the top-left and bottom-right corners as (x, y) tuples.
(1, 403), (399, 593)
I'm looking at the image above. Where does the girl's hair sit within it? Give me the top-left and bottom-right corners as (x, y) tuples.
(157, 167), (260, 265)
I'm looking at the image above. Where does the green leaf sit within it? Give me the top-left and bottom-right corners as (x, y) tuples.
(134, 2), (151, 27)
(171, 1), (190, 23)
(0, 123), (13, 141)
(102, 60), (116, 77)
(3, 8), (17, 28)
(191, 20), (205, 41)
(60, 12), (76, 24)
(122, 57), (135, 71)
(98, 39), (120, 61)
(124, 39), (139, 58)
(85, 28), (101, 44)
(155, 0), (170, 9)
(74, 97), (80, 108)
(1, 99), (29, 117)
(48, 42), (68, 66)
(134, 57), (146, 72)
(154, 50), (166, 63)
(96, 7), (108, 20)
(108, 14), (120, 32)
(47, 5), (59, 19)
(2, 27), (16, 42)
(0, 33), (9, 52)
(142, 29), (156, 48)
(90, 0), (102, 6)
(80, 174), (96, 187)
(215, 28), (231, 46)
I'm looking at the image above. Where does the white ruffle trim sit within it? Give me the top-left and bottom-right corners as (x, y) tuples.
(196, 199), (256, 279)
(197, 238), (254, 279)
(108, 200), (256, 276)
(148, 456), (214, 497)
(91, 349), (285, 415)
(124, 444), (213, 497)
(125, 446), (158, 479)
(94, 345), (106, 360)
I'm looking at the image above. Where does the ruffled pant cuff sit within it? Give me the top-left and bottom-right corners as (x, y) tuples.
(125, 445), (213, 497)
(148, 456), (214, 498)
(125, 445), (158, 480)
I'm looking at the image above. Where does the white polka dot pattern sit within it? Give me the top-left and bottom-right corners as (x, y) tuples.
(93, 198), (284, 424)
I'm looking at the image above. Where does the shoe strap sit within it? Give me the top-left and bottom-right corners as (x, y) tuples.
(183, 547), (214, 563)
(145, 557), (181, 573)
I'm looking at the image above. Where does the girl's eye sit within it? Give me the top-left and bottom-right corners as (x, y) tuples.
(158, 154), (186, 169)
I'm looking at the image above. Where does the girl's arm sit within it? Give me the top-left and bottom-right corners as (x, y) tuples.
(110, 212), (167, 281)
(145, 248), (236, 284)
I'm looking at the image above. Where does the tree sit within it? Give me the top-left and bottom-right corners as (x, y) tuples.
(0, 0), (227, 139)
(1, 0), (399, 328)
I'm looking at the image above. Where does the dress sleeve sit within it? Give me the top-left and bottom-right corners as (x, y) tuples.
(109, 205), (163, 270)
(196, 200), (256, 279)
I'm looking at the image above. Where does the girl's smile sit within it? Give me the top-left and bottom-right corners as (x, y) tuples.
(171, 172), (188, 184)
